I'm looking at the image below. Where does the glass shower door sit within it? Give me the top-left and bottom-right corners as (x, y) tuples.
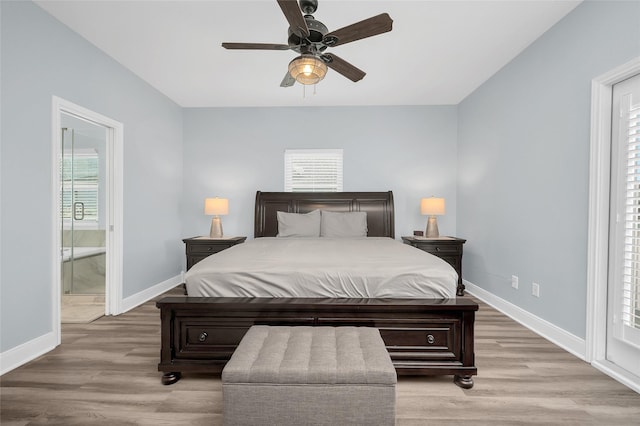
(60, 117), (107, 298)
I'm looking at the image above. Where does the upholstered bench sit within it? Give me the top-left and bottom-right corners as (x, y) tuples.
(221, 325), (397, 426)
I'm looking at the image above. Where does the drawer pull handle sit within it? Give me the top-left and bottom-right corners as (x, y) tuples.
(207, 247), (212, 251)
(199, 332), (208, 342)
(426, 334), (435, 345)
(435, 247), (440, 251)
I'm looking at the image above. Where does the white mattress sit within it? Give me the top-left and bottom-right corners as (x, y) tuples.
(185, 237), (457, 299)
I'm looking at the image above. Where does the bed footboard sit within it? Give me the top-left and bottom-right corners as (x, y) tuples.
(157, 297), (478, 388)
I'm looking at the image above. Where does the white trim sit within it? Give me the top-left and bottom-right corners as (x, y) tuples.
(120, 275), (182, 314)
(587, 58), (640, 364)
(465, 281), (586, 360)
(592, 359), (640, 394)
(0, 332), (57, 376)
(586, 76), (614, 363)
(52, 100), (63, 346)
(107, 123), (124, 315)
(51, 96), (124, 350)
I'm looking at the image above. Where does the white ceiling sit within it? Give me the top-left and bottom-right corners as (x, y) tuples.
(36, 0), (581, 108)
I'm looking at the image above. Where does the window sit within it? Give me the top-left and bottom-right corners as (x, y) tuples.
(610, 73), (640, 352)
(284, 149), (343, 192)
(61, 149), (100, 225)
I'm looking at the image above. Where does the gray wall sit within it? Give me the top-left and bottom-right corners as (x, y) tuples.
(3, 0), (637, 360)
(457, 0), (640, 338)
(0, 1), (184, 352)
(182, 106), (459, 242)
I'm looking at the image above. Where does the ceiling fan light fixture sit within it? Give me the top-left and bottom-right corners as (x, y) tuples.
(288, 54), (327, 85)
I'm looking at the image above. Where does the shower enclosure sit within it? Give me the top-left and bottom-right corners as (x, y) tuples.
(60, 115), (107, 298)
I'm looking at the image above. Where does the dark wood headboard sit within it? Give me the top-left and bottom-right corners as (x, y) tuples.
(254, 191), (395, 238)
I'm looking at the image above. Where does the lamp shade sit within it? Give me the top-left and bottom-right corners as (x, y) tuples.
(421, 197), (445, 216)
(204, 197), (229, 216)
(288, 54), (327, 85)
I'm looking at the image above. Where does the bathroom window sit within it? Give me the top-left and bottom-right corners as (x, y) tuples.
(284, 149), (343, 192)
(61, 149), (100, 225)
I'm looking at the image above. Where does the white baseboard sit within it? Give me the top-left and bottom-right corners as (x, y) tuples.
(465, 280), (586, 360)
(1, 274), (182, 376)
(0, 331), (57, 376)
(592, 359), (640, 394)
(121, 274), (182, 313)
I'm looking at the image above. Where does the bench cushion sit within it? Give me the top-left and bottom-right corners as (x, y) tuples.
(222, 326), (397, 426)
(222, 325), (397, 385)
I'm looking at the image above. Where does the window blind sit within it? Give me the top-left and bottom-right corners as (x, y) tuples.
(284, 149), (343, 192)
(61, 151), (99, 223)
(623, 98), (640, 330)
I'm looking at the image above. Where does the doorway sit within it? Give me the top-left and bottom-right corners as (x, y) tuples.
(52, 97), (123, 343)
(60, 117), (107, 323)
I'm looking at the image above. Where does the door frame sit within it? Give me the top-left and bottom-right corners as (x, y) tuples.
(587, 56), (640, 392)
(51, 96), (124, 345)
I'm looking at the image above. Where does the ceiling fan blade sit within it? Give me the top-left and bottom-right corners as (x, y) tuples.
(323, 13), (393, 47)
(280, 72), (296, 87)
(222, 42), (291, 50)
(322, 53), (366, 82)
(277, 0), (310, 38)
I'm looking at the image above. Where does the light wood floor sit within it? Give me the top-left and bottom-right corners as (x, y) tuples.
(2, 286), (639, 425)
(61, 295), (105, 324)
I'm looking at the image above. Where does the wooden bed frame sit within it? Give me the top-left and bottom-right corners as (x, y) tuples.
(157, 191), (477, 388)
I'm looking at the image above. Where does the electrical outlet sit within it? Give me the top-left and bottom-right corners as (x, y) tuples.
(511, 275), (519, 289)
(532, 282), (540, 297)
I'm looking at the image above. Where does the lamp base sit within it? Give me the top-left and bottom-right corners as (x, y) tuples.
(425, 216), (439, 238)
(210, 216), (223, 238)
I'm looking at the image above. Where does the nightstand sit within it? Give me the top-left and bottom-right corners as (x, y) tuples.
(183, 236), (247, 270)
(401, 236), (466, 296)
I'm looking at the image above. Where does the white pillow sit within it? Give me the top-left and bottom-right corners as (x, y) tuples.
(276, 210), (321, 237)
(320, 211), (368, 238)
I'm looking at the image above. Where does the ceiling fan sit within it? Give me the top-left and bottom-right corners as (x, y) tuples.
(221, 0), (393, 87)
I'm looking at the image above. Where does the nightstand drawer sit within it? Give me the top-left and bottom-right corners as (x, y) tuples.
(419, 244), (461, 255)
(187, 244), (230, 254)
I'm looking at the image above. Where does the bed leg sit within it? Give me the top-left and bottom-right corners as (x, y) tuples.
(453, 375), (474, 389)
(161, 372), (181, 385)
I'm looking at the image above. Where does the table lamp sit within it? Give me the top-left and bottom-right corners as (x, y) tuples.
(421, 197), (445, 238)
(205, 197), (229, 238)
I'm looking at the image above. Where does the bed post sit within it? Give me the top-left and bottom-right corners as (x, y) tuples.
(387, 190), (395, 239)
